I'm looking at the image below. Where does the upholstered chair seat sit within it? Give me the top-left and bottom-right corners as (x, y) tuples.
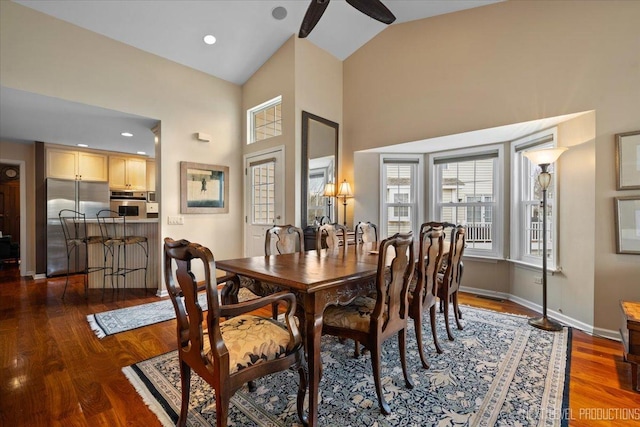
(203, 314), (297, 374)
(323, 296), (389, 332)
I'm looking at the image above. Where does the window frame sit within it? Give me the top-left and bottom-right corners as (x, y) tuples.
(247, 95), (282, 144)
(380, 155), (423, 239)
(510, 128), (560, 270)
(428, 144), (504, 259)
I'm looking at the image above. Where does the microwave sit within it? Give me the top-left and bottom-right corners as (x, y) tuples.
(110, 199), (146, 220)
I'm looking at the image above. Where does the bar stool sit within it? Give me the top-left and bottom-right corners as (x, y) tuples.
(96, 209), (149, 298)
(59, 209), (109, 299)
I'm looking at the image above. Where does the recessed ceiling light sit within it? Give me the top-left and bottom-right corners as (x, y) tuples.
(203, 34), (216, 45)
(121, 132), (133, 137)
(77, 143), (88, 147)
(136, 151), (146, 155)
(272, 6), (287, 20)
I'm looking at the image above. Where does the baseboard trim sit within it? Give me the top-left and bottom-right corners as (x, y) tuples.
(459, 286), (619, 342)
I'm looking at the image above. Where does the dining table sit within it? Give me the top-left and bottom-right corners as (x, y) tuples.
(216, 240), (449, 426)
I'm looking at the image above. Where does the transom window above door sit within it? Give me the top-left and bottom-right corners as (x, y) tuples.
(247, 96), (282, 144)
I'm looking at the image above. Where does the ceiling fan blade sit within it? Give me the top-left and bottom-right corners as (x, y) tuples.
(299, 0), (331, 38)
(346, 0), (396, 25)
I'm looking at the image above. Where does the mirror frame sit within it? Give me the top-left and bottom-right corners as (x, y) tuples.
(301, 111), (339, 229)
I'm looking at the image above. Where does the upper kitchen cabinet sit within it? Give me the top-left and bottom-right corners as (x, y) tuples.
(109, 155), (147, 190)
(146, 160), (156, 192)
(46, 148), (108, 181)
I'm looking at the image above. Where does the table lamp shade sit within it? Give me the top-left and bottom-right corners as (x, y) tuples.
(323, 182), (336, 197)
(337, 180), (352, 198)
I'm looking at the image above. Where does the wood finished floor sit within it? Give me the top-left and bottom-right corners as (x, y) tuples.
(1, 264), (638, 426)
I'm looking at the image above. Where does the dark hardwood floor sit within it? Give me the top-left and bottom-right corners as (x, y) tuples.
(1, 263), (638, 426)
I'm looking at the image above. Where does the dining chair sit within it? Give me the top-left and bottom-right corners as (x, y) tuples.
(437, 224), (466, 341)
(420, 222), (460, 315)
(262, 224), (305, 317)
(163, 238), (308, 427)
(265, 224), (305, 255)
(409, 227), (445, 368)
(355, 221), (378, 243)
(322, 232), (415, 415)
(315, 222), (348, 251)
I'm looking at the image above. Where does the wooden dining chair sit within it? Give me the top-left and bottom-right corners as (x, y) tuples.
(163, 238), (308, 427)
(322, 232), (415, 415)
(420, 221), (461, 316)
(409, 227), (445, 368)
(355, 221), (378, 243)
(437, 225), (466, 341)
(265, 224), (305, 255)
(316, 223), (348, 251)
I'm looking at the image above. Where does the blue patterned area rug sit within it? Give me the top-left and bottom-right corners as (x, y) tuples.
(123, 306), (571, 426)
(87, 289), (257, 338)
(86, 293), (207, 338)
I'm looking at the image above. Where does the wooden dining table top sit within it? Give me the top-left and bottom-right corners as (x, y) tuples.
(216, 240), (449, 293)
(216, 243), (381, 293)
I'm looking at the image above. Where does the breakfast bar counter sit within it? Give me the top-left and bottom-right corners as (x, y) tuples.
(86, 219), (159, 292)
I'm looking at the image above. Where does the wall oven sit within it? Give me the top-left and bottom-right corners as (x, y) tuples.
(110, 190), (147, 219)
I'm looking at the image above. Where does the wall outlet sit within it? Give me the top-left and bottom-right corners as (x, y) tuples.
(168, 216), (184, 225)
(533, 276), (543, 285)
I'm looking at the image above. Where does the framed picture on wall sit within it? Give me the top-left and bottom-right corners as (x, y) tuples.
(180, 162), (229, 214)
(615, 130), (640, 190)
(614, 196), (640, 254)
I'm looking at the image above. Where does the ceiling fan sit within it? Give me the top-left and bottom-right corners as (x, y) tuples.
(298, 0), (396, 38)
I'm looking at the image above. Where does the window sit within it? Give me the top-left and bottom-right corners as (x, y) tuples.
(511, 129), (559, 270)
(430, 145), (503, 257)
(247, 96), (282, 144)
(381, 157), (422, 238)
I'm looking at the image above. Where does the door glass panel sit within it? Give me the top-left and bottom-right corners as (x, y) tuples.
(251, 161), (275, 224)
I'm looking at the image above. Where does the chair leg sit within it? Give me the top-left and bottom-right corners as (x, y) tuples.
(62, 247), (72, 299)
(443, 295), (455, 341)
(215, 384), (231, 427)
(413, 304), (429, 369)
(398, 329), (414, 389)
(296, 360), (309, 426)
(177, 361), (191, 427)
(452, 292), (464, 331)
(353, 340), (360, 357)
(370, 338), (391, 415)
(430, 305), (443, 354)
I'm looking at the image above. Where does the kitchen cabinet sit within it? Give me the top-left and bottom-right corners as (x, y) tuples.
(146, 160), (156, 192)
(46, 148), (108, 182)
(109, 155), (147, 190)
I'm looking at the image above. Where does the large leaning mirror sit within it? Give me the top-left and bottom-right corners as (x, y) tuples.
(301, 111), (338, 228)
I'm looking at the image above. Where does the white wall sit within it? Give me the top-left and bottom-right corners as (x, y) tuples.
(0, 2), (243, 289)
(344, 1), (639, 332)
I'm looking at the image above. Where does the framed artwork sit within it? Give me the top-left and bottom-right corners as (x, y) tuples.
(615, 130), (640, 190)
(614, 196), (640, 254)
(180, 162), (229, 214)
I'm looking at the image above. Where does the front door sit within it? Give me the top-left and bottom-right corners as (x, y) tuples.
(244, 148), (284, 257)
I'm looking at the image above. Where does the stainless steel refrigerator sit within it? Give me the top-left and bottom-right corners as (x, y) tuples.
(46, 178), (110, 276)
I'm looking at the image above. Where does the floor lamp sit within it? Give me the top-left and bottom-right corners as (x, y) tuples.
(323, 182), (335, 222)
(523, 147), (568, 332)
(336, 180), (353, 227)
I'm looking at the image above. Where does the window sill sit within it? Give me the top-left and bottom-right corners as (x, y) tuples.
(463, 254), (502, 263)
(507, 258), (562, 274)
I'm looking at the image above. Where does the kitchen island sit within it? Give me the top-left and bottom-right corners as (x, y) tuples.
(86, 218), (159, 294)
